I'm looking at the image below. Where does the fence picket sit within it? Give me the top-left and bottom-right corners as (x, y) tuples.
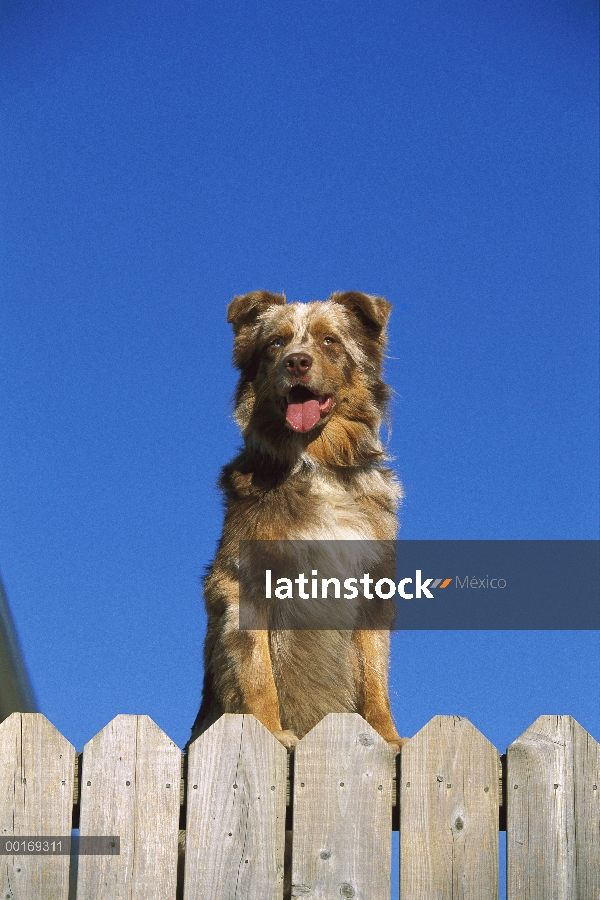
(184, 713), (286, 899)
(574, 720), (600, 900)
(399, 715), (500, 900)
(507, 714), (600, 900)
(291, 713), (395, 900)
(0, 712), (74, 900)
(76, 714), (180, 900)
(1, 710), (596, 899)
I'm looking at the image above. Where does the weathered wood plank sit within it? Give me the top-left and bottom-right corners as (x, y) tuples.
(184, 713), (286, 899)
(507, 714), (600, 900)
(574, 721), (600, 900)
(291, 713), (395, 900)
(0, 712), (74, 900)
(76, 714), (180, 900)
(399, 715), (499, 900)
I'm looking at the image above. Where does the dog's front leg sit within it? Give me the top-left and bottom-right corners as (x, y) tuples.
(353, 629), (407, 753)
(221, 625), (299, 751)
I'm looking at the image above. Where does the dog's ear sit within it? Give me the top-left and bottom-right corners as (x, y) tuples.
(228, 291), (286, 374)
(227, 291), (287, 336)
(329, 292), (391, 341)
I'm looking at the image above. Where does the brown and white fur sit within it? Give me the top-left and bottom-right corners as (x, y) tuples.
(189, 290), (405, 752)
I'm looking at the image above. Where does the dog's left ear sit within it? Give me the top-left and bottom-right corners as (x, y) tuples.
(329, 292), (391, 341)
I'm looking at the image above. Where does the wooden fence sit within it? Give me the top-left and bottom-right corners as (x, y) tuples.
(0, 712), (598, 899)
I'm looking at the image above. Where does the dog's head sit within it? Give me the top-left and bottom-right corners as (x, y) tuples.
(227, 291), (392, 466)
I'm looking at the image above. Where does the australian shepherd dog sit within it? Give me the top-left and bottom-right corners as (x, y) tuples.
(189, 290), (404, 752)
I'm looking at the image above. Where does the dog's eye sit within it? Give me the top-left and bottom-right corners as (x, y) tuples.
(269, 337), (284, 348)
(323, 336), (337, 345)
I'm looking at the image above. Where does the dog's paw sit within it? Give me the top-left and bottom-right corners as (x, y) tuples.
(273, 729), (299, 751)
(387, 736), (411, 754)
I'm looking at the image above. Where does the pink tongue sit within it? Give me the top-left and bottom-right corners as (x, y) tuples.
(286, 399), (321, 432)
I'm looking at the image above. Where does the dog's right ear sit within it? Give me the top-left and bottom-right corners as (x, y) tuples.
(227, 291), (287, 336)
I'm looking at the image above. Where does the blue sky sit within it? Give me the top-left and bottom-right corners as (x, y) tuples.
(1, 0), (598, 793)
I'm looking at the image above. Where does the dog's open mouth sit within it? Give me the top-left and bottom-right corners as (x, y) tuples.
(285, 386), (334, 433)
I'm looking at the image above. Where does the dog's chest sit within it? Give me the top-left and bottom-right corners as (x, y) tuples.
(289, 474), (381, 541)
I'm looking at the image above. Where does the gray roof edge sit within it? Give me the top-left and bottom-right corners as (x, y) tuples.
(0, 575), (38, 722)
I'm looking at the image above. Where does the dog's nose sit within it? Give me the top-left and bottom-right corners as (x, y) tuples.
(284, 352), (313, 377)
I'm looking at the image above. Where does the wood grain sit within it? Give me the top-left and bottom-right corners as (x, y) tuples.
(291, 712), (395, 900)
(76, 714), (180, 900)
(507, 714), (600, 900)
(399, 715), (500, 900)
(0, 712), (74, 900)
(184, 713), (287, 899)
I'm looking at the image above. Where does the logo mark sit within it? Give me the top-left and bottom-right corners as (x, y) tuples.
(398, 571), (453, 599)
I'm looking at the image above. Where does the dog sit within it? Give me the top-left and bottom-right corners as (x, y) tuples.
(189, 290), (404, 752)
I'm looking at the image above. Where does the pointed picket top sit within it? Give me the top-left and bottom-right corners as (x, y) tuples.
(507, 714), (600, 900)
(0, 712), (75, 900)
(292, 713), (396, 900)
(185, 713), (287, 900)
(77, 714), (181, 900)
(400, 715), (500, 900)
